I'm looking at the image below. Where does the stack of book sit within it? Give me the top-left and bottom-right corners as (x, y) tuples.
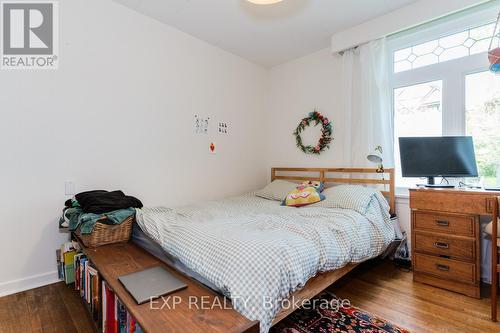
(56, 241), (78, 284)
(59, 241), (142, 332)
(74, 252), (101, 325)
(102, 281), (143, 333)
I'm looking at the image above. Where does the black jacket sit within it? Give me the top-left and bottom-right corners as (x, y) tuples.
(66, 190), (143, 214)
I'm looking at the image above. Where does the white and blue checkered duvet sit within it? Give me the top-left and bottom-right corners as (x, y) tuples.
(135, 191), (396, 332)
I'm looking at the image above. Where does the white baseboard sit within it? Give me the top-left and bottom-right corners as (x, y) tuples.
(0, 271), (61, 297)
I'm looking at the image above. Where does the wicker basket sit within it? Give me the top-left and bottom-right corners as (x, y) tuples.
(76, 215), (134, 248)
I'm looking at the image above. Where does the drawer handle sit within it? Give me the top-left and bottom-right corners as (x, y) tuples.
(436, 264), (450, 271)
(435, 220), (449, 227)
(434, 242), (449, 249)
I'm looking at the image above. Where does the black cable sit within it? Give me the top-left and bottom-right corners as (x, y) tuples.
(440, 177), (450, 185)
(458, 180), (482, 189)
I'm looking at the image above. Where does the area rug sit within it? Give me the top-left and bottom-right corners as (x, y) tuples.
(270, 292), (410, 333)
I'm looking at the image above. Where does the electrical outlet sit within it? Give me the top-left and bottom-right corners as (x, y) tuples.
(65, 181), (75, 196)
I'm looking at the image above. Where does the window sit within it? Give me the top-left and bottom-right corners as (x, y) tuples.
(390, 8), (500, 189)
(394, 22), (498, 73)
(394, 81), (442, 187)
(465, 71), (500, 187)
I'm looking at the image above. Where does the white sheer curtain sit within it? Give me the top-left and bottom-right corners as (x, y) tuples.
(340, 38), (394, 168)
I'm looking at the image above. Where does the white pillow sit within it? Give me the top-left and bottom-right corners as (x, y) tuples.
(255, 180), (298, 201)
(314, 184), (379, 214)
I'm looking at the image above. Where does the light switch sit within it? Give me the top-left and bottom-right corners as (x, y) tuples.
(65, 181), (76, 196)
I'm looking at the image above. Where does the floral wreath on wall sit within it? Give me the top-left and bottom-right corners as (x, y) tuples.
(293, 110), (333, 155)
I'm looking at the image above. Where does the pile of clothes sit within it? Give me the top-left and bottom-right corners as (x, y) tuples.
(59, 190), (143, 234)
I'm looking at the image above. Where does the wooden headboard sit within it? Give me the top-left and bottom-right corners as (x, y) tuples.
(271, 167), (396, 214)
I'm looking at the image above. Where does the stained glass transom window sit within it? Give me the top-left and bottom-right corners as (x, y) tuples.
(394, 22), (500, 73)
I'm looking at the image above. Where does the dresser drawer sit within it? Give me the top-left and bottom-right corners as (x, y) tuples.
(410, 190), (493, 215)
(414, 232), (475, 261)
(413, 211), (476, 237)
(414, 253), (476, 284)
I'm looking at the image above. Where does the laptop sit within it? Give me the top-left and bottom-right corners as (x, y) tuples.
(118, 266), (187, 304)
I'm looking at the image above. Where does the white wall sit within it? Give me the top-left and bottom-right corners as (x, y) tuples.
(266, 47), (412, 239)
(0, 0), (268, 296)
(266, 48), (346, 168)
(395, 197), (411, 248)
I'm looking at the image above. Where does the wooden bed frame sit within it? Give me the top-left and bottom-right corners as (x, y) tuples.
(271, 167), (395, 325)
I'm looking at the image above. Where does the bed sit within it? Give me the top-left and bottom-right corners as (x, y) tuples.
(133, 167), (396, 332)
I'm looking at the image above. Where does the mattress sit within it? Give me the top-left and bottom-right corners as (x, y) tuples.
(131, 223), (221, 293)
(134, 191), (396, 332)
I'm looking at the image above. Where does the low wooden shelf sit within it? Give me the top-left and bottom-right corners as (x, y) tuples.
(75, 239), (259, 333)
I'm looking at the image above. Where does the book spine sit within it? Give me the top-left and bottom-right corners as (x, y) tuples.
(86, 262), (90, 304)
(80, 258), (87, 298)
(118, 299), (127, 333)
(106, 286), (115, 333)
(114, 294), (118, 333)
(102, 281), (107, 332)
(92, 272), (100, 323)
(130, 315), (136, 333)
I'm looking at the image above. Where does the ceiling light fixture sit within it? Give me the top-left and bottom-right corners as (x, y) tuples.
(246, 0), (284, 5)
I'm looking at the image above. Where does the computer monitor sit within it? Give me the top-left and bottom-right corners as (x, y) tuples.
(399, 136), (478, 188)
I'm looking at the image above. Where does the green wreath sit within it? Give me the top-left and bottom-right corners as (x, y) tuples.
(293, 111), (333, 155)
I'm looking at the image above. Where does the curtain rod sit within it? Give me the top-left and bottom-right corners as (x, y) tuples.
(388, 0), (499, 39)
(336, 0), (500, 56)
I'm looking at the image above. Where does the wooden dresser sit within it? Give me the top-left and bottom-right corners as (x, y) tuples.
(410, 188), (499, 298)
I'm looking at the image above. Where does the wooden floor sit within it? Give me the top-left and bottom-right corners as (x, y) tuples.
(0, 282), (95, 333)
(330, 260), (500, 333)
(0, 260), (498, 333)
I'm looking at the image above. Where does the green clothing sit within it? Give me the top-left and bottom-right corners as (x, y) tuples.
(59, 207), (82, 229)
(63, 207), (135, 234)
(78, 208), (135, 234)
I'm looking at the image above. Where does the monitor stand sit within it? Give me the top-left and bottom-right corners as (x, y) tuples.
(423, 177), (455, 189)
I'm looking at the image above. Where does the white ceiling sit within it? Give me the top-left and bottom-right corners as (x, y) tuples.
(114, 0), (418, 67)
